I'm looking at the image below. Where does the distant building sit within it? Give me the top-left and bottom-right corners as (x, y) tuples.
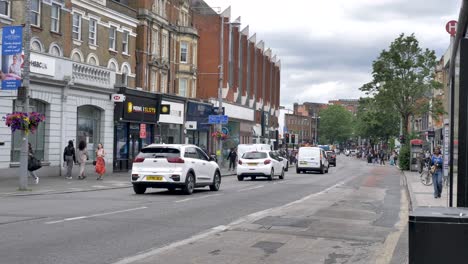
(328, 99), (359, 115)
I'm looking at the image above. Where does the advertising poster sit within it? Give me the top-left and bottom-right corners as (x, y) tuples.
(1, 26), (23, 90)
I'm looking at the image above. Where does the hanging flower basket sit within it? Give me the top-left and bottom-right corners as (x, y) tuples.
(211, 131), (229, 140)
(4, 112), (45, 134)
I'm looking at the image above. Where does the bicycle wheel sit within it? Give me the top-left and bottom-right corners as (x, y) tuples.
(420, 171), (433, 186)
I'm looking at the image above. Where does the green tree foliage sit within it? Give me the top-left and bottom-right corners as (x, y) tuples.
(360, 33), (443, 137)
(399, 144), (411, 170)
(319, 105), (353, 144)
(354, 97), (399, 143)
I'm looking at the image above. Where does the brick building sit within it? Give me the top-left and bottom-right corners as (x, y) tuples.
(191, 0), (281, 150)
(328, 99), (359, 115)
(284, 114), (313, 145)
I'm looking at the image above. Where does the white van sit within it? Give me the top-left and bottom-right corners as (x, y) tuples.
(237, 144), (272, 159)
(296, 147), (329, 174)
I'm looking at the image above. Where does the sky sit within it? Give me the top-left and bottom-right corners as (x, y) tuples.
(203, 0), (461, 108)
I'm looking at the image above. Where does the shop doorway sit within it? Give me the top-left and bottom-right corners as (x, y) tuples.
(77, 105), (102, 161)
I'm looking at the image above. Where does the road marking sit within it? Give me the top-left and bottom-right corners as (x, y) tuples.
(45, 206), (147, 224)
(237, 185), (264, 192)
(175, 193), (222, 203)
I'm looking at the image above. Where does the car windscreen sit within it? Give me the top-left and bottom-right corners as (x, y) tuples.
(243, 152), (267, 159)
(299, 148), (319, 157)
(139, 147), (181, 158)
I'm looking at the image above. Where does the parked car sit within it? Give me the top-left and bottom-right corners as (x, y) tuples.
(296, 147), (329, 174)
(326, 150), (336, 166)
(275, 150), (289, 171)
(237, 150), (285, 181)
(131, 144), (221, 195)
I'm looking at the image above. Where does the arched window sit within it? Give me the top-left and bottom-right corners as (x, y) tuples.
(108, 59), (118, 72)
(11, 99), (47, 162)
(71, 49), (84, 62)
(121, 64), (129, 86)
(49, 43), (62, 57)
(31, 39), (43, 52)
(77, 105), (102, 161)
(87, 54), (99, 66)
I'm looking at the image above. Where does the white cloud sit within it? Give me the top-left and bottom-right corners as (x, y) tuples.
(203, 0), (461, 108)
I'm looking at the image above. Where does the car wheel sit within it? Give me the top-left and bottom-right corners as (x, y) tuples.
(296, 168), (301, 174)
(183, 173), (195, 195)
(237, 175), (244, 181)
(133, 184), (146, 194)
(279, 168), (285, 180)
(209, 171), (221, 191)
(268, 169), (274, 181)
(285, 162), (289, 171)
(320, 166), (325, 174)
(251, 176), (256, 180)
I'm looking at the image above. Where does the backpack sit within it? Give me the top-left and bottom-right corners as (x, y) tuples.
(64, 146), (74, 156)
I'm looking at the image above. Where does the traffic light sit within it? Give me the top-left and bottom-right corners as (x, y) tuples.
(285, 133), (290, 144)
(291, 134), (296, 144)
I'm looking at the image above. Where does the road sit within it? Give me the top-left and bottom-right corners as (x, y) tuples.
(0, 156), (403, 264)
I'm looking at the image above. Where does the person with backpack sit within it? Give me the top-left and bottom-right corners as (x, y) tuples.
(77, 141), (89, 180)
(63, 140), (77, 180)
(28, 143), (40, 184)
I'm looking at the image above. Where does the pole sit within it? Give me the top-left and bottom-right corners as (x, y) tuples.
(19, 0), (32, 190)
(449, 35), (455, 207)
(217, 14), (224, 166)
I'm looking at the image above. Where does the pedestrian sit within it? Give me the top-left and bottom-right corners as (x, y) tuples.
(431, 147), (444, 199)
(95, 143), (106, 180)
(379, 149), (386, 166)
(77, 141), (89, 180)
(28, 143), (40, 184)
(227, 147), (237, 171)
(63, 140), (77, 180)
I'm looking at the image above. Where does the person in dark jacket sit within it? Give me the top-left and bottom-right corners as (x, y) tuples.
(28, 143), (40, 184)
(63, 140), (77, 179)
(227, 148), (238, 171)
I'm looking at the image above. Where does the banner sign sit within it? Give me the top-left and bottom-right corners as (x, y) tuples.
(1, 26), (23, 90)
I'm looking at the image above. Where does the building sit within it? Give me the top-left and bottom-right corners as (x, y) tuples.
(328, 99), (359, 115)
(191, 0), (281, 152)
(293, 102), (326, 143)
(0, 0), (139, 178)
(284, 114), (313, 145)
(278, 106), (293, 142)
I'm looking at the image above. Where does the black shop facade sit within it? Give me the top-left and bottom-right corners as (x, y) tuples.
(113, 88), (162, 171)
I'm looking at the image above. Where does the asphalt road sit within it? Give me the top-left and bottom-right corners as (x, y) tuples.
(0, 156), (402, 264)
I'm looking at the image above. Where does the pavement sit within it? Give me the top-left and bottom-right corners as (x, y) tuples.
(0, 168), (236, 197)
(402, 170), (448, 208)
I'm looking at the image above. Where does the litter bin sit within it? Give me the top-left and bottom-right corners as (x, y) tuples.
(409, 207), (468, 264)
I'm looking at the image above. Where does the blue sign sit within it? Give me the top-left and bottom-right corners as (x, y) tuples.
(1, 26), (23, 90)
(208, 115), (229, 124)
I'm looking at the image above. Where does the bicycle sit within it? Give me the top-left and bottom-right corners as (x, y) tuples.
(420, 159), (433, 186)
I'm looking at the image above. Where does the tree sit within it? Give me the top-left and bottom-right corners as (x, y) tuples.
(360, 33), (443, 137)
(319, 105), (353, 144)
(354, 97), (399, 144)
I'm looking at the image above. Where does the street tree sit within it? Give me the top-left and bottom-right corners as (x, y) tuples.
(319, 104), (353, 144)
(360, 33), (443, 137)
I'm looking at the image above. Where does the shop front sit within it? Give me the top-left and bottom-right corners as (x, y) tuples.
(186, 101), (213, 150)
(113, 88), (161, 172)
(157, 98), (185, 144)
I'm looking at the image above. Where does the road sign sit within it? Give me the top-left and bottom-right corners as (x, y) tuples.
(446, 20), (457, 36)
(427, 130), (435, 138)
(220, 115), (229, 124)
(208, 115), (229, 124)
(111, 94), (126, 102)
(213, 107), (225, 115)
(140, 124), (146, 139)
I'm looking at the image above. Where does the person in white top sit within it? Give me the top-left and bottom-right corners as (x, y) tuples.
(8, 55), (21, 77)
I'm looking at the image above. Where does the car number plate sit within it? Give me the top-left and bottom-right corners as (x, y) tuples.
(248, 163), (257, 166)
(300, 161), (307, 165)
(146, 176), (163, 181)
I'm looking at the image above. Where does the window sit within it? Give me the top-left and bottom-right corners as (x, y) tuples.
(161, 73), (167, 93)
(0, 0), (10, 17)
(49, 44), (61, 56)
(108, 60), (118, 72)
(151, 30), (159, 57)
(77, 106), (101, 161)
(72, 13), (81, 40)
(109, 26), (117, 50)
(89, 19), (97, 45)
(31, 0), (41, 27)
(122, 31), (129, 54)
(121, 65), (130, 86)
(162, 34), (168, 59)
(71, 51), (82, 62)
(31, 40), (42, 52)
(151, 70), (157, 92)
(88, 56), (97, 65)
(51, 4), (60, 32)
(180, 42), (188, 63)
(179, 79), (187, 97)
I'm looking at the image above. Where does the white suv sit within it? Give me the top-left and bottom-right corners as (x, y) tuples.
(131, 144), (221, 195)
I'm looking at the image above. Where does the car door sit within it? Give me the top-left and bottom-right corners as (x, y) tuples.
(269, 152), (282, 175)
(184, 147), (204, 181)
(196, 147), (214, 183)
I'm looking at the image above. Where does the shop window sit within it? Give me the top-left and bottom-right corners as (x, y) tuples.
(77, 105), (102, 161)
(11, 100), (47, 162)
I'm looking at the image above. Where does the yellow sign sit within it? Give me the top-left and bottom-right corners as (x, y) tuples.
(216, 150), (221, 156)
(127, 102), (156, 114)
(127, 102), (133, 113)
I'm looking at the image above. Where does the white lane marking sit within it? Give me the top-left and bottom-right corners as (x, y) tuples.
(175, 193), (222, 203)
(92, 185), (108, 188)
(237, 185), (264, 192)
(45, 206), (147, 224)
(111, 179), (350, 264)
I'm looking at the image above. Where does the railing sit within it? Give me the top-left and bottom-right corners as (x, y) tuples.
(72, 63), (115, 89)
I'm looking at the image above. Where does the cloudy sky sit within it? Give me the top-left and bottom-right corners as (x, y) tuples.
(203, 0), (461, 108)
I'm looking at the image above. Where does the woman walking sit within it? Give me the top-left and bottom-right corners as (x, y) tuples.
(95, 143), (106, 180)
(28, 143), (40, 184)
(431, 147), (444, 199)
(63, 140), (77, 180)
(77, 141), (89, 180)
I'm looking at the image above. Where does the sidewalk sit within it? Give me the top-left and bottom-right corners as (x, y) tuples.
(402, 171), (448, 208)
(0, 168), (235, 197)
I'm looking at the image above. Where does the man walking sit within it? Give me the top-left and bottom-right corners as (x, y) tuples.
(227, 148), (238, 171)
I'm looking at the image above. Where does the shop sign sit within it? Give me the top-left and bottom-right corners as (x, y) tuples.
(185, 121), (197, 130)
(122, 95), (159, 123)
(30, 53), (56, 76)
(140, 124), (147, 139)
(158, 100), (184, 124)
(111, 94), (126, 102)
